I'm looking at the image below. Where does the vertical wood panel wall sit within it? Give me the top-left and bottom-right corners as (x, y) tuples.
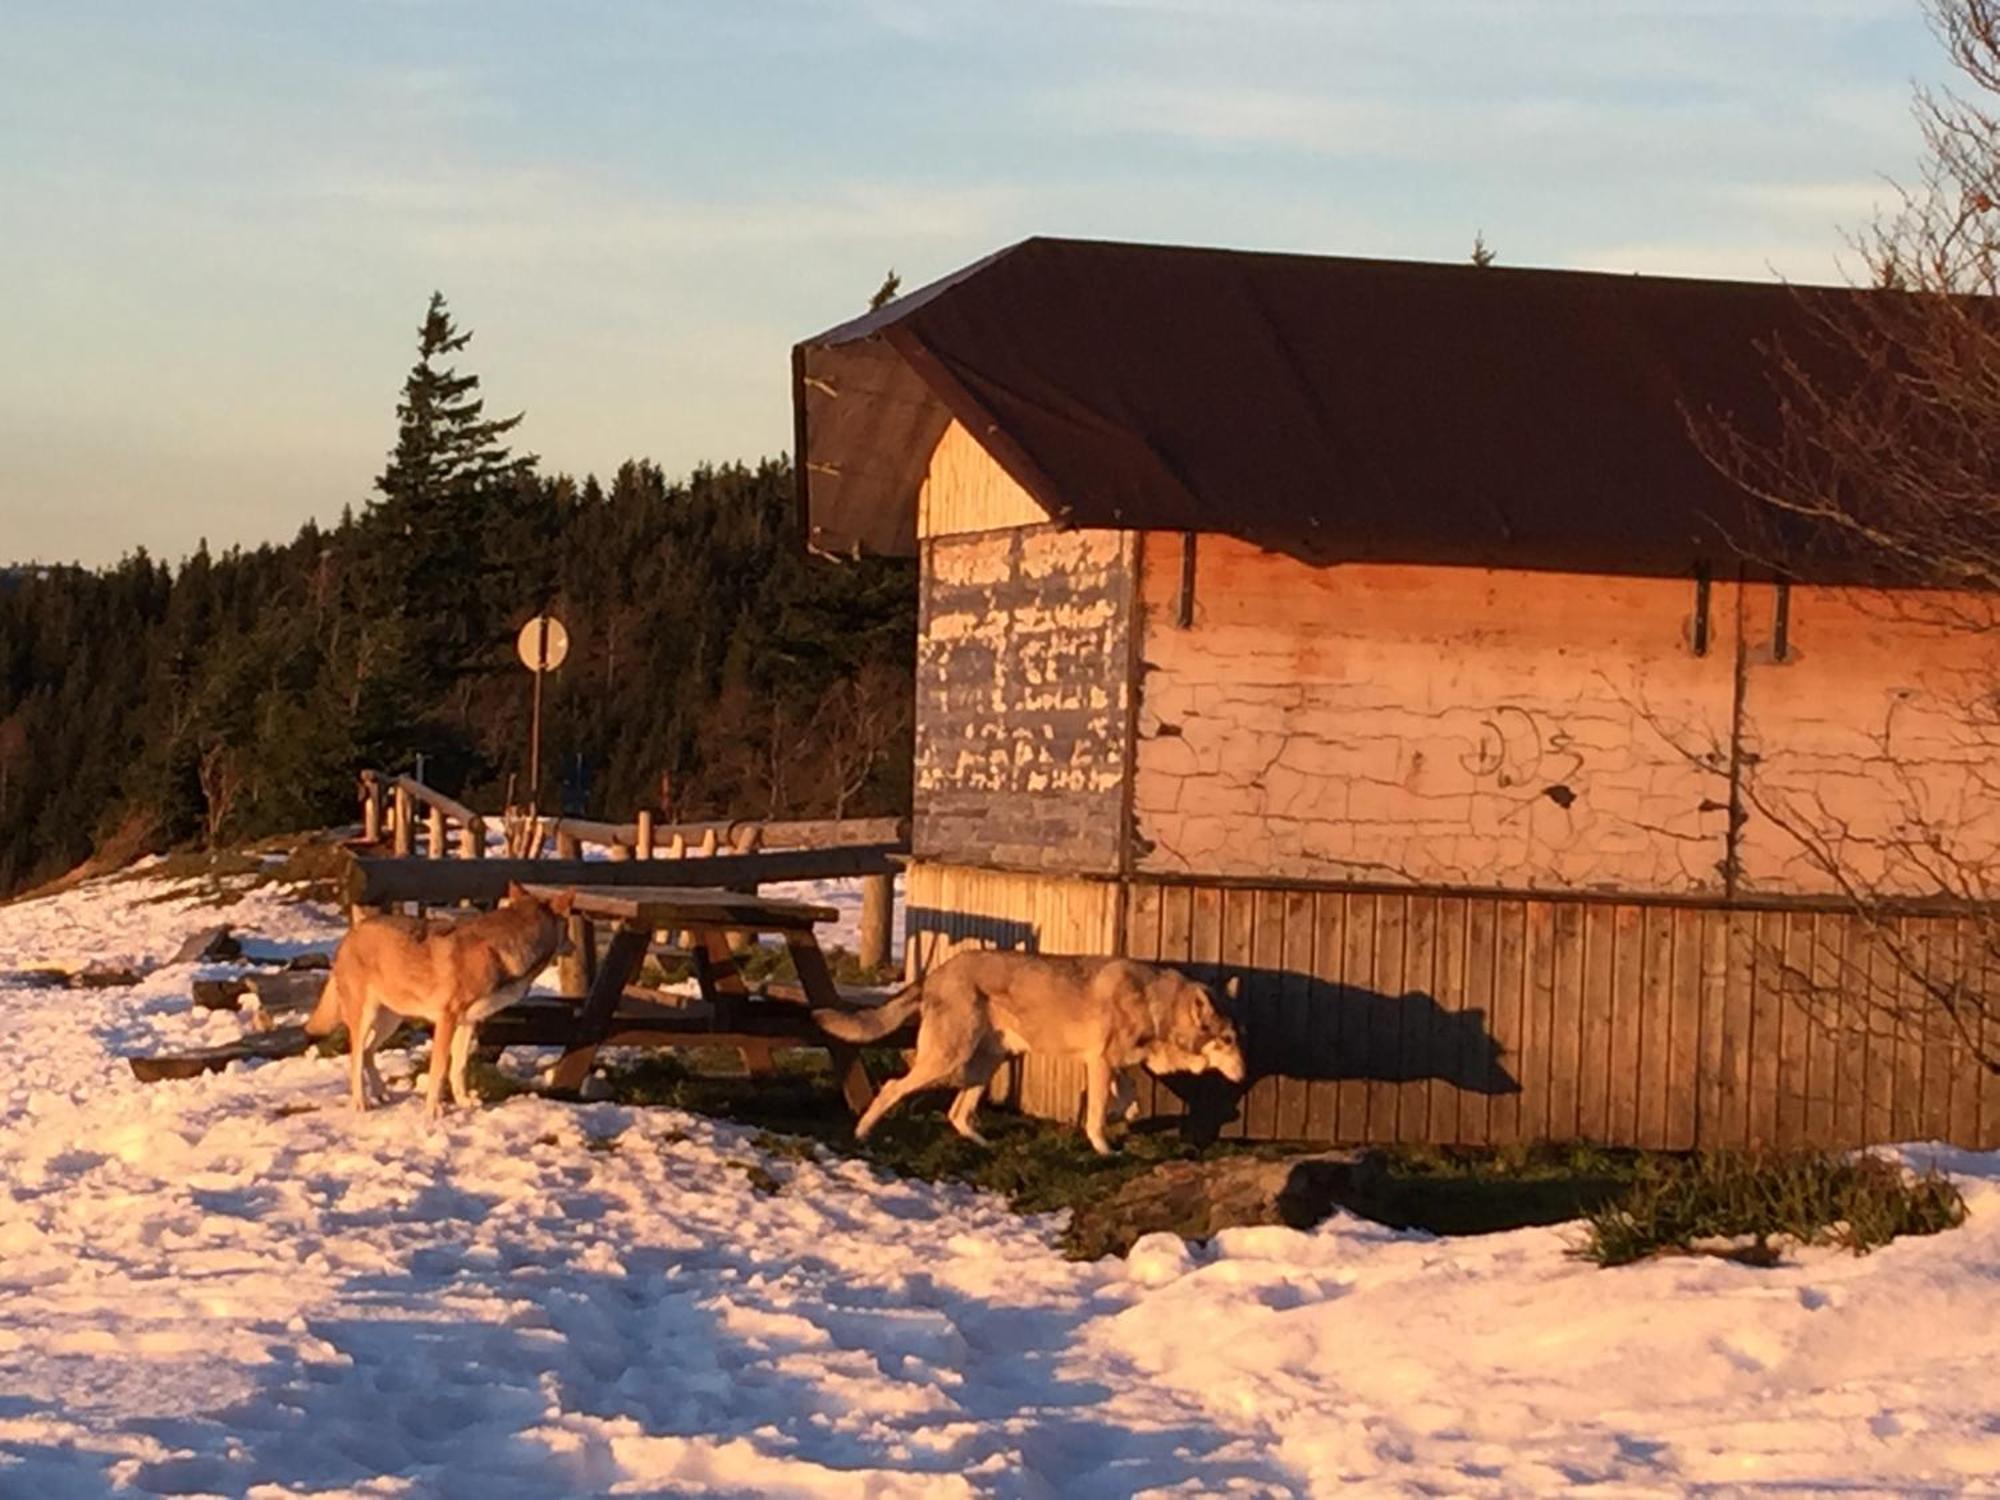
(912, 861), (2000, 1150)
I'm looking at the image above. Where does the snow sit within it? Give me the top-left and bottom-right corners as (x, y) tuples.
(5, 869), (2000, 1497)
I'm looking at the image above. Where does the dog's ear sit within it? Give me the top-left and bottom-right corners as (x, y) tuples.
(505, 880), (527, 904)
(1223, 975), (1241, 1002)
(549, 889), (576, 918)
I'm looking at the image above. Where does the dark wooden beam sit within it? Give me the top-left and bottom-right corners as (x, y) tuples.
(341, 844), (905, 909)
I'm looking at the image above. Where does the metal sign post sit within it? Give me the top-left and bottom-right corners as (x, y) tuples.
(516, 614), (570, 816)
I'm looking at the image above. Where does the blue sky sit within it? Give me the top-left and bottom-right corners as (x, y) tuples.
(0, 0), (1950, 566)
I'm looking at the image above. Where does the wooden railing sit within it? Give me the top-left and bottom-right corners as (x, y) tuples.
(353, 771), (906, 970)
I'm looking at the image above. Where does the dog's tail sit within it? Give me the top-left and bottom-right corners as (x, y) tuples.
(813, 982), (921, 1043)
(304, 971), (344, 1038)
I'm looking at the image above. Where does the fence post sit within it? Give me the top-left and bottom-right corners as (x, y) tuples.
(427, 805), (446, 861)
(459, 817), (483, 860)
(555, 829), (591, 998)
(392, 785), (414, 858)
(860, 873), (894, 974)
(361, 775), (382, 844)
(636, 810), (655, 860)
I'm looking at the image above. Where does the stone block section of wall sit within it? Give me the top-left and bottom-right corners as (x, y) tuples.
(1132, 534), (1736, 895)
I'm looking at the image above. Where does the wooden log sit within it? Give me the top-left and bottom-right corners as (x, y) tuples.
(427, 805), (446, 861)
(636, 810), (655, 860)
(392, 785), (414, 858)
(361, 777), (382, 844)
(458, 818), (483, 860)
(341, 845), (905, 909)
(666, 832), (686, 858)
(382, 774), (481, 828)
(859, 872), (893, 972)
(554, 831), (588, 996)
(129, 1026), (317, 1083)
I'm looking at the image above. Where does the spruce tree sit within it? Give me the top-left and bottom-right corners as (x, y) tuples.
(365, 293), (537, 704)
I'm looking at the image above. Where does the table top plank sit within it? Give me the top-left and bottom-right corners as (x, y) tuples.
(523, 882), (839, 930)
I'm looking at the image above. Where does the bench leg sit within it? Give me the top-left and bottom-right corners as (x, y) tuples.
(828, 1041), (876, 1115)
(550, 924), (650, 1095)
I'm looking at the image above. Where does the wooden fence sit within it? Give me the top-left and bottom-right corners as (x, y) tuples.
(907, 861), (2000, 1151)
(354, 771), (906, 970)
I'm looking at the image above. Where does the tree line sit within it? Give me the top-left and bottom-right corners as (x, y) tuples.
(0, 295), (914, 897)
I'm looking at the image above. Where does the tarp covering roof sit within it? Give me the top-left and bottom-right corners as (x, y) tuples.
(793, 235), (1861, 576)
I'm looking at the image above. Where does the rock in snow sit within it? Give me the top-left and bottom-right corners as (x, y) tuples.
(2, 868), (1999, 1496)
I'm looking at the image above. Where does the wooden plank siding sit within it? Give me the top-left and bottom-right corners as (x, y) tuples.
(910, 861), (2000, 1149)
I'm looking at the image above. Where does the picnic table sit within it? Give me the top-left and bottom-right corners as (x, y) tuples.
(132, 883), (902, 1110)
(487, 883), (886, 1109)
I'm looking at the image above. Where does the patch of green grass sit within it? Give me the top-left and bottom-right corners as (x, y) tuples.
(642, 943), (902, 992)
(463, 1054), (534, 1105)
(1580, 1150), (1967, 1267)
(595, 1052), (1235, 1223)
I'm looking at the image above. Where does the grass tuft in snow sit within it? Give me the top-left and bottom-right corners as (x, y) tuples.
(1580, 1150), (1967, 1267)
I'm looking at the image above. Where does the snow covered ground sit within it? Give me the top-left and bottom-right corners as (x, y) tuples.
(4, 869), (2000, 1497)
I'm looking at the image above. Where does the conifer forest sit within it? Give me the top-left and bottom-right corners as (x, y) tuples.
(0, 295), (916, 897)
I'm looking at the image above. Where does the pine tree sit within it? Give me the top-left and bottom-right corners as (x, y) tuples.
(364, 293), (537, 705)
(868, 269), (902, 311)
(1470, 232), (1496, 268)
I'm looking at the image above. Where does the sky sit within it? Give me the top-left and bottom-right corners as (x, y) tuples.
(0, 0), (1954, 568)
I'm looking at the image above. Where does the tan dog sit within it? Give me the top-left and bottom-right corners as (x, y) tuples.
(306, 883), (575, 1119)
(815, 951), (1247, 1155)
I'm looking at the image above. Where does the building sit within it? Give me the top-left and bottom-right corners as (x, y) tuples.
(793, 236), (2000, 1150)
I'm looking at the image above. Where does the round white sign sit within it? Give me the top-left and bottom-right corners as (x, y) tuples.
(516, 614), (570, 672)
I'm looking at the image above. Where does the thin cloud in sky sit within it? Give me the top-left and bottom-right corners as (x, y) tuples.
(0, 0), (1955, 565)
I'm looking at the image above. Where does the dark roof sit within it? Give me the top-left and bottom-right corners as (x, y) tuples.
(793, 235), (1868, 577)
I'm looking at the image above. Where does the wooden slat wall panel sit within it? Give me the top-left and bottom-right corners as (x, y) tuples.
(1920, 918), (1957, 1143)
(1981, 927), (2000, 1151)
(1720, 911), (1757, 1148)
(1667, 906), (1702, 1149)
(1749, 911), (1785, 1148)
(1279, 888), (1318, 1141)
(1221, 889), (1259, 1141)
(1306, 894), (1343, 1141)
(1400, 896), (1438, 1142)
(1369, 895), (1408, 1141)
(1548, 903), (1584, 1142)
(1609, 905), (1643, 1145)
(1579, 904), (1615, 1141)
(1248, 888), (1287, 1140)
(1639, 906), (1675, 1148)
(1153, 884), (1195, 1123)
(1338, 894), (1376, 1143)
(1776, 911), (1812, 1149)
(1889, 918), (1925, 1143)
(1489, 901), (1528, 1144)
(1522, 902), (1556, 1141)
(1427, 897), (1468, 1145)
(1460, 899), (1498, 1147)
(1947, 918), (1981, 1149)
(1695, 910), (1730, 1146)
(914, 866), (2000, 1150)
(1805, 911), (1840, 1147)
(1124, 880), (1164, 1121)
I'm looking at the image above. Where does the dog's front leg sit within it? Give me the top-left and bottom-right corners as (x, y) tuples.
(1083, 1056), (1116, 1156)
(449, 1020), (477, 1108)
(424, 1011), (459, 1122)
(348, 995), (378, 1112)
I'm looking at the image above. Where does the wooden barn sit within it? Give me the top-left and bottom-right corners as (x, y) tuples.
(792, 236), (2000, 1151)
